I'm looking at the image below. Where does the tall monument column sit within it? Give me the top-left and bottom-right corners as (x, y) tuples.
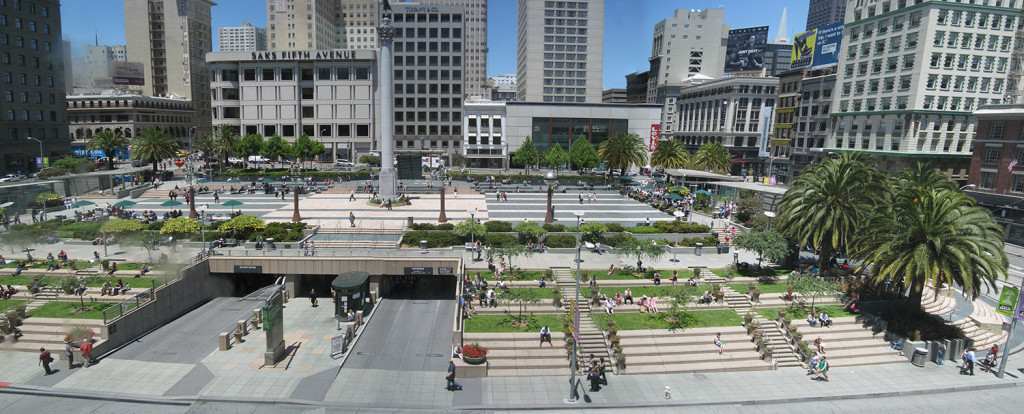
(377, 2), (398, 201)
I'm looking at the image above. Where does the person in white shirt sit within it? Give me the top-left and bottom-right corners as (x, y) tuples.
(604, 297), (615, 315)
(540, 326), (552, 347)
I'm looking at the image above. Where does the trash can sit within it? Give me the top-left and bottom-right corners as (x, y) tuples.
(911, 347), (927, 367)
(267, 238), (276, 250)
(695, 243), (703, 256)
(420, 240), (428, 250)
(407, 217), (414, 228)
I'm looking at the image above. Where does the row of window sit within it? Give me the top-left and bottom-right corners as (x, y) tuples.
(4, 89), (54, 104)
(929, 52), (1008, 73)
(67, 100), (189, 110)
(69, 114), (189, 124)
(395, 82), (464, 95)
(543, 1), (589, 9)
(394, 124), (462, 136)
(228, 123), (371, 139)
(394, 27), (462, 39)
(2, 71), (53, 87)
(0, 15), (51, 34)
(393, 40), (462, 53)
(925, 74), (1004, 92)
(848, 11), (920, 43)
(847, 33), (918, 61)
(225, 67), (373, 82)
(394, 111), (461, 123)
(542, 95), (586, 102)
(0, 1), (50, 16)
(543, 18), (587, 27)
(542, 61), (586, 69)
(933, 31), (1012, 52)
(4, 108), (55, 121)
(391, 13), (462, 24)
(0, 33), (51, 50)
(542, 44), (587, 52)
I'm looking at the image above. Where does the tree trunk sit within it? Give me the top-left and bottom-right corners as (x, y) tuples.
(108, 156), (116, 171)
(152, 158), (159, 174)
(904, 281), (924, 313)
(817, 243), (833, 274)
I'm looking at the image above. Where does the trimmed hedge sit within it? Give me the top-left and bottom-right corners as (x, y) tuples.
(484, 221), (513, 232)
(401, 230), (462, 248)
(604, 234), (636, 247)
(544, 234), (577, 248)
(542, 223), (566, 232)
(410, 223), (455, 230)
(605, 223), (626, 232)
(483, 233), (517, 248)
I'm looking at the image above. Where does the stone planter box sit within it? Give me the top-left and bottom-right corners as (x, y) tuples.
(464, 355), (487, 365)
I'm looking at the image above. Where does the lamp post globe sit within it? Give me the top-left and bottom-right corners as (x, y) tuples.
(544, 170), (557, 223)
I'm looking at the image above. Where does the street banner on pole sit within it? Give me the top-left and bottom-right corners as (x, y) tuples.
(996, 286), (1019, 317)
(571, 302), (580, 343)
(1015, 287), (1024, 322)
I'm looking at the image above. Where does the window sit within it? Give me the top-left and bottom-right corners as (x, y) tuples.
(979, 171), (996, 189)
(262, 69), (274, 81)
(243, 69), (256, 81)
(1011, 174), (1024, 193)
(991, 121), (1005, 139)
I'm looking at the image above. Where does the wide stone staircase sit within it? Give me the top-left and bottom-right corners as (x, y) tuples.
(462, 331), (569, 377)
(0, 316), (106, 353)
(310, 227), (403, 248)
(553, 267), (612, 373)
(952, 297), (1008, 350)
(797, 317), (905, 367)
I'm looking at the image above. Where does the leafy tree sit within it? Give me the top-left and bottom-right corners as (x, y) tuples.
(451, 153), (468, 168)
(614, 236), (667, 266)
(453, 217), (487, 238)
(101, 219), (144, 234)
(498, 286), (542, 325)
(309, 139), (327, 165)
(160, 217), (200, 236)
(193, 135), (219, 171)
(542, 143), (570, 169)
(568, 134), (600, 172)
(598, 132), (646, 177)
(214, 126), (239, 169)
(52, 156), (93, 173)
(691, 141), (732, 174)
(735, 196), (764, 223)
(221, 214), (267, 233)
(512, 136), (539, 174)
(130, 127), (180, 174)
(788, 272), (842, 314)
(579, 222), (607, 243)
(87, 130), (128, 170)
(292, 134), (317, 168)
(359, 155), (382, 167)
(119, 231), (162, 261)
(262, 134), (293, 166)
(234, 134), (266, 168)
(649, 139), (689, 170)
(513, 220), (548, 242)
(493, 244), (533, 269)
(851, 189), (1007, 313)
(732, 230), (789, 266)
(776, 152), (889, 272)
(895, 162), (957, 201)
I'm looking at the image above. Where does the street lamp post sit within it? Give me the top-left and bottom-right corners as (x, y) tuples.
(26, 136), (42, 171)
(569, 210), (585, 403)
(544, 170), (557, 223)
(467, 208), (478, 246)
(320, 127), (329, 164)
(199, 204), (208, 256)
(764, 211), (776, 231)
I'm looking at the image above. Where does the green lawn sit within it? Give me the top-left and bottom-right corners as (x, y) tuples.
(583, 285), (701, 299)
(0, 275), (41, 286)
(592, 269), (695, 281)
(1, 299), (28, 313)
(593, 309), (743, 330)
(0, 275), (162, 289)
(711, 268), (790, 279)
(727, 283), (790, 294)
(464, 314), (565, 333)
(500, 270), (548, 281)
(754, 305), (856, 321)
(27, 301), (117, 319)
(504, 287), (557, 300)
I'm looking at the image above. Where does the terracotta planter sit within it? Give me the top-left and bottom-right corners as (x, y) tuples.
(464, 355), (487, 365)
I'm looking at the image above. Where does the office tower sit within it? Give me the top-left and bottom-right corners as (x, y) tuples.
(267, 0), (338, 50)
(601, 88), (625, 103)
(415, 0), (487, 98)
(111, 44), (127, 62)
(85, 44), (114, 87)
(647, 8), (729, 103)
(336, 0), (379, 49)
(770, 66), (837, 183)
(219, 23), (267, 52)
(391, 3), (469, 159)
(625, 71), (649, 103)
(0, 0), (69, 174)
(827, 0), (1024, 179)
(125, 0), (215, 137)
(806, 0), (846, 31)
(763, 43), (794, 77)
(516, 0), (604, 103)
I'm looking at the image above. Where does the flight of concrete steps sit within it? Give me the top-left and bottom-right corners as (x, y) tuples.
(711, 226), (733, 246)
(951, 297), (1008, 350)
(0, 316), (106, 353)
(617, 326), (774, 374)
(740, 299), (803, 368)
(797, 316), (905, 367)
(921, 286), (956, 316)
(553, 267), (612, 373)
(312, 227), (403, 248)
(461, 331), (569, 377)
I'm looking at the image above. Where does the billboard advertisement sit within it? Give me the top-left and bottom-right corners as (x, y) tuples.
(649, 124), (660, 152)
(811, 22), (844, 69)
(997, 286), (1019, 317)
(790, 29), (816, 69)
(725, 26), (768, 73)
(112, 62), (145, 86)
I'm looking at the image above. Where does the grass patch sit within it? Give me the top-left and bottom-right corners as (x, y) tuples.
(497, 270), (548, 281)
(505, 287), (556, 300)
(591, 269), (694, 281)
(584, 285), (701, 299)
(593, 309), (743, 330)
(0, 275), (42, 286)
(1, 299), (28, 313)
(754, 305), (856, 321)
(27, 301), (116, 319)
(727, 283), (790, 294)
(464, 314), (564, 333)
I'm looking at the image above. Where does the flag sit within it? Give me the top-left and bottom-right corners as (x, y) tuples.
(1010, 156), (1019, 172)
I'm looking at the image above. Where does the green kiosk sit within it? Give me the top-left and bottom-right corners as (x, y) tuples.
(331, 271), (371, 317)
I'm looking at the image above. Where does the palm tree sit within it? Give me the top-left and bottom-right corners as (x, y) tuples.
(850, 189), (1007, 312)
(775, 152), (889, 272)
(213, 126), (239, 168)
(130, 127), (180, 174)
(649, 139), (690, 169)
(691, 141), (732, 174)
(895, 162), (957, 200)
(597, 132), (646, 177)
(86, 130), (128, 170)
(193, 135), (218, 173)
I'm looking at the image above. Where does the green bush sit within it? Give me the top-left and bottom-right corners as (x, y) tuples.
(651, 221), (711, 233)
(410, 223), (455, 231)
(605, 223), (626, 232)
(147, 221), (165, 231)
(677, 235), (718, 247)
(35, 167), (71, 179)
(483, 233), (518, 248)
(543, 234), (577, 248)
(401, 231), (462, 248)
(627, 226), (663, 234)
(484, 221), (513, 232)
(58, 221), (102, 240)
(191, 231), (224, 242)
(579, 222), (607, 243)
(605, 234), (637, 248)
(542, 223), (566, 232)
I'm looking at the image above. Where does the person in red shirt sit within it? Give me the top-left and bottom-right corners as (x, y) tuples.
(79, 341), (93, 367)
(38, 347), (54, 375)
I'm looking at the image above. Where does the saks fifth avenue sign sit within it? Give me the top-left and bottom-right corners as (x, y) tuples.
(248, 50), (375, 61)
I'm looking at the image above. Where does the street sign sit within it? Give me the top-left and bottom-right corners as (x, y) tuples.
(1015, 288), (1024, 322)
(996, 286), (1019, 317)
(330, 334), (345, 359)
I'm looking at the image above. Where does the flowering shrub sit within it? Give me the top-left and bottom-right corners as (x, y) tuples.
(66, 325), (96, 343)
(461, 343), (488, 358)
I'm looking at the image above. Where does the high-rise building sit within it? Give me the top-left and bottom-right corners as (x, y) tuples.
(827, 0), (1024, 179)
(110, 44), (127, 62)
(763, 42), (794, 77)
(416, 0), (487, 98)
(125, 0), (215, 137)
(769, 66), (836, 183)
(806, 0), (846, 31)
(491, 73), (516, 87)
(0, 0), (68, 174)
(85, 45), (114, 87)
(516, 0), (604, 103)
(601, 88), (626, 103)
(218, 23), (267, 52)
(647, 9), (729, 103)
(625, 70), (649, 103)
(336, 0), (379, 49)
(267, 0), (338, 51)
(391, 3), (470, 159)
(62, 40), (73, 93)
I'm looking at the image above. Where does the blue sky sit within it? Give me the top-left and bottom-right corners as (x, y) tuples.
(61, 0), (808, 89)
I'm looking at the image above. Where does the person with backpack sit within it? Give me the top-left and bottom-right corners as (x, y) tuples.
(39, 347), (54, 375)
(813, 356), (829, 381)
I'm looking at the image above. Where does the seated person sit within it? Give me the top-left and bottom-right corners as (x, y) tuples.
(47, 260), (60, 271)
(46, 253), (55, 262)
(12, 264), (24, 276)
(5, 285), (17, 299)
(122, 283), (131, 294)
(347, 309), (355, 322)
(75, 283), (87, 296)
(112, 280), (124, 295)
(819, 312), (832, 327)
(638, 296), (649, 313)
(604, 297), (615, 315)
(537, 242), (545, 252)
(607, 264), (615, 276)
(10, 326), (23, 343)
(537, 278), (546, 288)
(807, 313), (818, 327)
(140, 264), (150, 275)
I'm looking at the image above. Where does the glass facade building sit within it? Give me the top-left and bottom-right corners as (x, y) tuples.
(529, 117), (628, 153)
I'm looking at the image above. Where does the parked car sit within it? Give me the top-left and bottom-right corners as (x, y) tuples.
(0, 174), (17, 183)
(227, 157), (244, 164)
(248, 155), (269, 164)
(131, 159), (143, 167)
(588, 168), (609, 176)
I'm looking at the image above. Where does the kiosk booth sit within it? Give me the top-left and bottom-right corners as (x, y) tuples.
(331, 271), (371, 317)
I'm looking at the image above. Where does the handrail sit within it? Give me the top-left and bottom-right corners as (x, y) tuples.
(101, 278), (157, 324)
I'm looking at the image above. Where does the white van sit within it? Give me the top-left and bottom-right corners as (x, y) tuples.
(248, 155), (269, 164)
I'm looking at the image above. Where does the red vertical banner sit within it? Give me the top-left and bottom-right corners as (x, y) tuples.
(649, 124), (661, 152)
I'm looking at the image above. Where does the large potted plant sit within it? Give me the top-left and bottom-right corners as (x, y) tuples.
(746, 321), (760, 335)
(461, 343), (489, 365)
(751, 288), (762, 303)
(552, 288), (563, 308)
(743, 312), (754, 327)
(614, 351), (627, 370)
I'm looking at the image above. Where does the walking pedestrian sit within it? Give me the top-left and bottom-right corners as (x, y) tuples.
(309, 288), (318, 307)
(65, 342), (75, 369)
(446, 359), (462, 391)
(350, 190), (356, 201)
(80, 340), (93, 367)
(214, 192), (220, 203)
(936, 341), (946, 365)
(814, 356), (830, 381)
(349, 212), (356, 227)
(39, 347), (54, 375)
